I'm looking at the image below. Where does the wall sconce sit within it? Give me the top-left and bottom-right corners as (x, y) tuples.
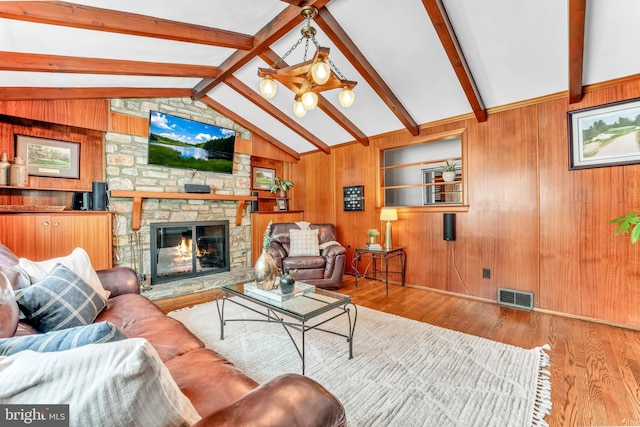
(380, 208), (398, 250)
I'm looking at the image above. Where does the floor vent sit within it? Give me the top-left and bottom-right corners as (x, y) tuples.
(497, 288), (534, 310)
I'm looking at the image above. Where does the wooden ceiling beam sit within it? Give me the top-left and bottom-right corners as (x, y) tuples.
(259, 49), (369, 146)
(192, 0), (332, 99)
(568, 0), (586, 104)
(314, 8), (421, 136)
(224, 75), (331, 154)
(0, 87), (192, 101)
(0, 51), (217, 78)
(421, 0), (487, 123)
(201, 96), (301, 161)
(0, 1), (253, 50)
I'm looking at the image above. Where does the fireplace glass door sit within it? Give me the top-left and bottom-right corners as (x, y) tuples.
(150, 220), (230, 284)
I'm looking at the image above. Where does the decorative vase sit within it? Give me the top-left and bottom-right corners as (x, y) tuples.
(279, 190), (286, 198)
(279, 267), (295, 294)
(442, 171), (456, 182)
(9, 157), (28, 187)
(255, 249), (278, 290)
(369, 236), (377, 244)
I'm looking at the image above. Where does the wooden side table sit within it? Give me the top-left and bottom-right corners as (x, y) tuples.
(352, 246), (406, 296)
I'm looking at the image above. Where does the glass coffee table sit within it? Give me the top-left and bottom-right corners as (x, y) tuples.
(216, 282), (357, 375)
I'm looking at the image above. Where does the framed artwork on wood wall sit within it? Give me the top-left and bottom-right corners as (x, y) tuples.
(252, 167), (275, 190)
(568, 97), (640, 170)
(277, 198), (287, 211)
(15, 135), (80, 179)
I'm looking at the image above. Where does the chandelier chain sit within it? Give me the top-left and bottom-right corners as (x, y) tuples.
(271, 35), (306, 68)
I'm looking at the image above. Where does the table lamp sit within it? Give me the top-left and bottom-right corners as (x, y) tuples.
(380, 208), (398, 250)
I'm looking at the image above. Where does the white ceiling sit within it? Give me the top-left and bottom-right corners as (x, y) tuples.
(0, 0), (638, 156)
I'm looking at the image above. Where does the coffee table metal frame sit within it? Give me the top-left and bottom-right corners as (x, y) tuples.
(216, 282), (357, 375)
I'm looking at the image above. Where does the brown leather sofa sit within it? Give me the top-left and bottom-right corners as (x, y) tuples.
(267, 223), (346, 290)
(0, 243), (346, 427)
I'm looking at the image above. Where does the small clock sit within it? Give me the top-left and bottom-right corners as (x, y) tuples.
(343, 185), (364, 211)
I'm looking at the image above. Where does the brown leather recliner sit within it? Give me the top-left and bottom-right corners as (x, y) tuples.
(267, 223), (346, 290)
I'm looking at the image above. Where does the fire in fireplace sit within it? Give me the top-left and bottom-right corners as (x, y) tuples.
(150, 220), (230, 284)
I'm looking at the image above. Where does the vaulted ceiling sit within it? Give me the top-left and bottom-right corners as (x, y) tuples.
(0, 1), (638, 159)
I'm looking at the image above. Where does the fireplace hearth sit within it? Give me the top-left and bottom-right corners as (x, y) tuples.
(150, 220), (230, 284)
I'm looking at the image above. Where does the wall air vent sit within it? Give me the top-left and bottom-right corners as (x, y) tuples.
(497, 288), (534, 311)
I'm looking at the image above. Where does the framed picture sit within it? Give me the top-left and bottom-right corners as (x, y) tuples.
(15, 135), (80, 179)
(568, 97), (640, 170)
(252, 167), (275, 190)
(277, 198), (287, 211)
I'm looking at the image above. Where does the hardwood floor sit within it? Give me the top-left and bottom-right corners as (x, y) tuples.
(155, 275), (640, 427)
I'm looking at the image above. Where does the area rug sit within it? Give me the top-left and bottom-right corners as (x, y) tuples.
(169, 300), (551, 427)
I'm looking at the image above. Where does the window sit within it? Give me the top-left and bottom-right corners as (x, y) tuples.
(379, 131), (466, 210)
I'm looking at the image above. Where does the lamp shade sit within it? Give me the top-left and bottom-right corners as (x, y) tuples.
(311, 59), (331, 85)
(259, 76), (277, 98)
(293, 99), (307, 117)
(301, 91), (318, 110)
(380, 208), (398, 221)
(339, 87), (355, 107)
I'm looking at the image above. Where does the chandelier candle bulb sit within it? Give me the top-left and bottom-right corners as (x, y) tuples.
(259, 75), (277, 98)
(293, 99), (307, 118)
(301, 91), (318, 110)
(339, 87), (355, 107)
(311, 59), (331, 85)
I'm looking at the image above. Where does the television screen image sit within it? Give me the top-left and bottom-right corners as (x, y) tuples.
(148, 111), (236, 174)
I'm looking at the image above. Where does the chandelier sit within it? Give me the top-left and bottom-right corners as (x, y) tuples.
(258, 6), (357, 118)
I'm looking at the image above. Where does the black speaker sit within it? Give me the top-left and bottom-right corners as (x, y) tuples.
(72, 192), (92, 210)
(92, 181), (107, 211)
(443, 213), (456, 241)
(251, 192), (259, 212)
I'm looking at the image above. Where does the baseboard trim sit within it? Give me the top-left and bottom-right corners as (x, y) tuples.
(401, 281), (640, 332)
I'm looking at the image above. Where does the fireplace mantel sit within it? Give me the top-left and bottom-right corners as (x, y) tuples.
(110, 190), (257, 230)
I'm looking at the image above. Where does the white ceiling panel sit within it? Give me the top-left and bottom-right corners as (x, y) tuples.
(327, 0), (472, 124)
(444, 0), (568, 108)
(66, 0), (288, 35)
(0, 19), (233, 66)
(584, 0), (640, 84)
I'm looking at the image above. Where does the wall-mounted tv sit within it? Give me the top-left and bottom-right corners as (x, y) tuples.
(148, 111), (236, 174)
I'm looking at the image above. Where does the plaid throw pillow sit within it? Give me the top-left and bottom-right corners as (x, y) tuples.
(0, 321), (126, 356)
(15, 263), (107, 333)
(288, 228), (320, 256)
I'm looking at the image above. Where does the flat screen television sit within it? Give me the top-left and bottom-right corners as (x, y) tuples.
(148, 111), (236, 174)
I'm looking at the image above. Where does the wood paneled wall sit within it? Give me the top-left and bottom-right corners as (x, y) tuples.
(296, 79), (640, 328)
(0, 114), (105, 208)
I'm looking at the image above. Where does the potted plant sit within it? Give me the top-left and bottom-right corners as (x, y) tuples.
(611, 211), (640, 243)
(440, 160), (458, 182)
(367, 228), (380, 245)
(270, 177), (293, 197)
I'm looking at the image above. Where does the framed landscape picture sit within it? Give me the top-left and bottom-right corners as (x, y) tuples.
(568, 97), (640, 170)
(252, 167), (275, 190)
(15, 135), (80, 179)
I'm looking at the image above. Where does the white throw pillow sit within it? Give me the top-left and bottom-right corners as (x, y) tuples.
(17, 247), (110, 300)
(289, 228), (320, 256)
(0, 338), (201, 427)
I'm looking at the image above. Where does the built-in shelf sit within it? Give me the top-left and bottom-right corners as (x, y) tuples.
(110, 190), (257, 230)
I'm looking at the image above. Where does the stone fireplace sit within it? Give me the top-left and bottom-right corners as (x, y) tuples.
(150, 220), (230, 284)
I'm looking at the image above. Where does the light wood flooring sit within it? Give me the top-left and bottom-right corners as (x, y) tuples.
(155, 275), (640, 427)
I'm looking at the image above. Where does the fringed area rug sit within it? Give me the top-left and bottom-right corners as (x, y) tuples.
(169, 300), (551, 427)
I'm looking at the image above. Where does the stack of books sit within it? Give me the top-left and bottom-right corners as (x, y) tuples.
(366, 242), (382, 250)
